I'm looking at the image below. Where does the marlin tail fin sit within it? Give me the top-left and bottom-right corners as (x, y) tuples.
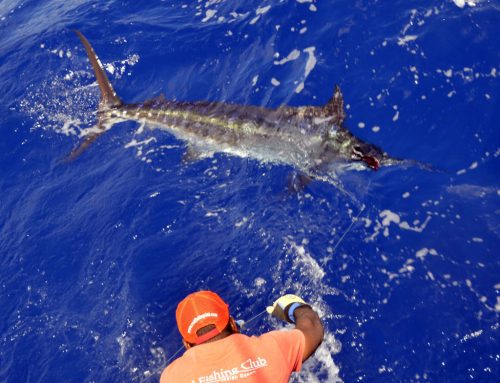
(66, 30), (123, 161)
(74, 30), (122, 108)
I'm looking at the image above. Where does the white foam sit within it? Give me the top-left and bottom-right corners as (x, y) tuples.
(256, 5), (271, 15)
(253, 277), (266, 288)
(273, 49), (301, 65)
(303, 47), (317, 77)
(460, 329), (483, 343)
(397, 35), (418, 46)
(58, 118), (81, 136)
(443, 69), (453, 78)
(381, 210), (400, 226)
(202, 9), (217, 22)
(229, 11), (249, 20)
(291, 242), (325, 280)
(235, 216), (250, 227)
(249, 16), (260, 24)
(368, 210), (432, 241)
(392, 110), (400, 122)
(415, 248), (438, 260)
(205, 0), (223, 7)
(295, 47), (317, 94)
(105, 63), (115, 75)
(250, 7), (270, 26)
(251, 75), (259, 87)
(124, 137), (157, 149)
(452, 0), (477, 8)
(271, 78), (281, 86)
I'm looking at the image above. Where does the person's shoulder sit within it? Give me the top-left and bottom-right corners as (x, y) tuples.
(159, 351), (189, 382)
(159, 362), (173, 383)
(256, 329), (305, 344)
(261, 328), (303, 337)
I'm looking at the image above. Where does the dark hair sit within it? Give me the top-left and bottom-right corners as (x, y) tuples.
(196, 324), (217, 337)
(192, 320), (234, 345)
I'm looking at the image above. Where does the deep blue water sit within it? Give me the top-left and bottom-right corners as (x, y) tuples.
(1, 0), (499, 382)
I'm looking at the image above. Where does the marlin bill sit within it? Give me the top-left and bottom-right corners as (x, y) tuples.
(70, 30), (414, 179)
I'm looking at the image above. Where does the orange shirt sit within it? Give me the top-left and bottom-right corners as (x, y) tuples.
(160, 330), (305, 383)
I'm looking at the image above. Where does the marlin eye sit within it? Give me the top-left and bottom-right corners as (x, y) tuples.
(352, 146), (363, 158)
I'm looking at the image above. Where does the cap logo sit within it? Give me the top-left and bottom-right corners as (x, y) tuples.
(187, 312), (218, 334)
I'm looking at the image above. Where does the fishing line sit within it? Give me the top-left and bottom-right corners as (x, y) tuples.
(330, 178), (372, 255)
(237, 309), (267, 329)
(330, 203), (366, 254)
(165, 344), (185, 365)
(301, 179), (372, 293)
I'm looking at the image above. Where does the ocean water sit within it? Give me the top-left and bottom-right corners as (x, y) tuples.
(1, 0), (499, 382)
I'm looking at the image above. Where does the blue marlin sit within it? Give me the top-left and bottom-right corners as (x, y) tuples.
(70, 30), (406, 179)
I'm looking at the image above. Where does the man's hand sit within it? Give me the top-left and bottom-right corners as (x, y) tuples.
(267, 294), (324, 362)
(266, 294), (309, 323)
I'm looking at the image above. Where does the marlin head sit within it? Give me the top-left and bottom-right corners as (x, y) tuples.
(350, 141), (386, 170)
(347, 138), (429, 171)
(310, 88), (401, 172)
(318, 124), (392, 172)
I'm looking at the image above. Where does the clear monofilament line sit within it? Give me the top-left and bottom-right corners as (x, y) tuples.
(238, 309), (268, 329)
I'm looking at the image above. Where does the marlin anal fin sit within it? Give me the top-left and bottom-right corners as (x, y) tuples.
(74, 30), (122, 109)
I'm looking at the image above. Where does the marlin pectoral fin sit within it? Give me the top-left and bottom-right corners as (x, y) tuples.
(287, 172), (314, 193)
(65, 129), (104, 162)
(182, 145), (210, 164)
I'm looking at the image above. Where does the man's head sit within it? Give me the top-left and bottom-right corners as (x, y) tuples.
(176, 290), (236, 347)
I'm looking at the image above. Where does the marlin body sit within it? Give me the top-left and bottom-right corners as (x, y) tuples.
(71, 31), (403, 179)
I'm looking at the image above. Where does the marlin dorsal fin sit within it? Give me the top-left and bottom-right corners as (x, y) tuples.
(74, 30), (122, 109)
(277, 85), (346, 124)
(322, 85), (345, 125)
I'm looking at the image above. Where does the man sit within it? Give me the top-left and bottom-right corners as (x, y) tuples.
(160, 290), (324, 382)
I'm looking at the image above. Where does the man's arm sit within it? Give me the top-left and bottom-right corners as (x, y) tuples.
(267, 294), (324, 362)
(293, 306), (324, 361)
